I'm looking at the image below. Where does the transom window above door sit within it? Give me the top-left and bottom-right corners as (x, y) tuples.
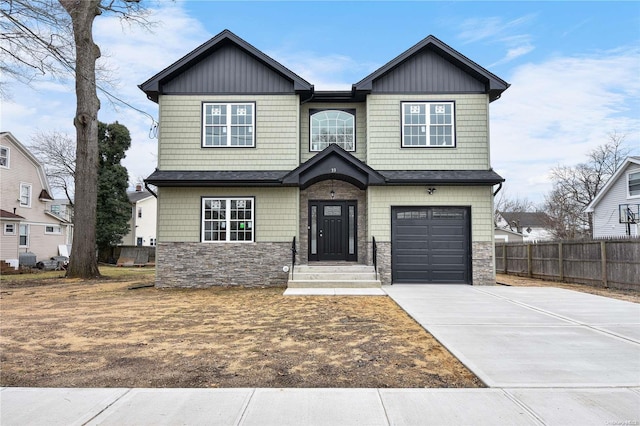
(310, 109), (355, 152)
(202, 102), (255, 147)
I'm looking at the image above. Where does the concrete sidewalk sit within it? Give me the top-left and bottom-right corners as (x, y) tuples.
(2, 285), (639, 425)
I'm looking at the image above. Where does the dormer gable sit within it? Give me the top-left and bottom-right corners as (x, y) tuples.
(139, 29), (313, 102)
(353, 35), (509, 102)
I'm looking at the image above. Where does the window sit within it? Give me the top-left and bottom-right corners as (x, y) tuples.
(19, 224), (29, 247)
(629, 171), (640, 198)
(19, 183), (32, 207)
(50, 205), (61, 215)
(136, 237), (143, 246)
(202, 102), (255, 147)
(310, 110), (355, 152)
(202, 197), (254, 242)
(149, 238), (156, 246)
(401, 102), (455, 147)
(4, 223), (15, 235)
(45, 225), (61, 234)
(0, 146), (8, 168)
(137, 207), (142, 218)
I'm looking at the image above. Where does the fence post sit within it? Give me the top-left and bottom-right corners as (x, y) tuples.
(503, 244), (507, 273)
(601, 241), (608, 288)
(527, 244), (532, 278)
(558, 242), (564, 282)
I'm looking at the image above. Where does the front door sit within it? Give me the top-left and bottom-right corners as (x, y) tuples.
(309, 201), (357, 261)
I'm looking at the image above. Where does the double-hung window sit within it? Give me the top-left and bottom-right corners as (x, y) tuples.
(310, 109), (355, 152)
(19, 183), (32, 207)
(19, 224), (29, 247)
(401, 101), (455, 147)
(629, 171), (640, 198)
(202, 197), (254, 242)
(202, 102), (255, 147)
(0, 146), (9, 168)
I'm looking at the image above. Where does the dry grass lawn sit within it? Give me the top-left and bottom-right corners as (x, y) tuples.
(0, 267), (482, 389)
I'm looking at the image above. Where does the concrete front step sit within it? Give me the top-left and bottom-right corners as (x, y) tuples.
(288, 264), (381, 289)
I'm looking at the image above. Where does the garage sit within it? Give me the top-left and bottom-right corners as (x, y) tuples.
(392, 206), (471, 284)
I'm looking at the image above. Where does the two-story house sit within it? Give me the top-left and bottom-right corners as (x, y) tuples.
(140, 30), (508, 288)
(120, 185), (157, 247)
(0, 132), (73, 269)
(585, 157), (640, 237)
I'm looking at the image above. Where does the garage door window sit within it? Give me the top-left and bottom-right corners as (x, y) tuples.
(431, 208), (465, 219)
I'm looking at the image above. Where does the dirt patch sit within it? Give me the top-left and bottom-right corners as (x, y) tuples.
(0, 272), (482, 389)
(496, 274), (640, 303)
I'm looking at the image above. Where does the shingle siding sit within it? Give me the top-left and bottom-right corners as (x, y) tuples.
(158, 95), (300, 170)
(366, 94), (490, 169)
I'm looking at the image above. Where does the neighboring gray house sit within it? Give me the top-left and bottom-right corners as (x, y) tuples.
(140, 30), (508, 288)
(586, 157), (640, 238)
(496, 212), (554, 242)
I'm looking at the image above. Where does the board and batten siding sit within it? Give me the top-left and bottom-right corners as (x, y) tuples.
(157, 187), (298, 243)
(367, 186), (495, 242)
(366, 94), (490, 170)
(158, 95), (300, 170)
(592, 162), (640, 238)
(299, 102), (367, 163)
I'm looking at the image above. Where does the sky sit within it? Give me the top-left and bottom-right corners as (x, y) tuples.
(2, 0), (639, 203)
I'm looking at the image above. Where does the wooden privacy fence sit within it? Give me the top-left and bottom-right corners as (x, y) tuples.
(495, 239), (640, 291)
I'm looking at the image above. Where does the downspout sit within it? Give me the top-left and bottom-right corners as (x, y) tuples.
(144, 182), (158, 198)
(493, 182), (503, 196)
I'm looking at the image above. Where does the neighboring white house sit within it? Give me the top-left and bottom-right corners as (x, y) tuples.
(494, 227), (524, 243)
(0, 132), (73, 268)
(496, 212), (554, 242)
(120, 185), (157, 246)
(585, 157), (640, 238)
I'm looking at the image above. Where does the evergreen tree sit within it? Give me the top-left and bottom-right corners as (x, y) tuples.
(96, 121), (131, 253)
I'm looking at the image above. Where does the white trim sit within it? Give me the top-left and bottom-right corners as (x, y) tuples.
(201, 197), (255, 243)
(4, 223), (16, 235)
(202, 102), (255, 147)
(401, 101), (456, 148)
(627, 170), (640, 199)
(19, 224), (29, 247)
(586, 157), (640, 212)
(19, 182), (32, 208)
(0, 145), (9, 168)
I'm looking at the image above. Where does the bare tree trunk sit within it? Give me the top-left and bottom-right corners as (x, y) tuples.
(60, 0), (101, 278)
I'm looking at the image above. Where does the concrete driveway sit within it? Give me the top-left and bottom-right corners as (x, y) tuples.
(384, 285), (640, 388)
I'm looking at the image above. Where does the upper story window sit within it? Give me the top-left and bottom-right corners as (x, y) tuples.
(310, 109), (355, 152)
(629, 171), (640, 198)
(19, 183), (32, 207)
(202, 197), (254, 242)
(401, 102), (455, 147)
(202, 102), (255, 147)
(138, 207), (142, 218)
(0, 146), (9, 168)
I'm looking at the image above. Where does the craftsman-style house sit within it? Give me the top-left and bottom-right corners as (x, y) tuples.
(140, 30), (508, 287)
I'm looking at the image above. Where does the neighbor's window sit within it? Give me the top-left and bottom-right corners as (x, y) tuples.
(202, 102), (255, 147)
(149, 238), (156, 246)
(629, 171), (640, 197)
(19, 183), (32, 207)
(137, 207), (142, 218)
(4, 223), (15, 235)
(0, 146), (9, 168)
(45, 225), (61, 234)
(402, 102), (455, 147)
(19, 224), (29, 247)
(310, 109), (355, 152)
(202, 197), (254, 242)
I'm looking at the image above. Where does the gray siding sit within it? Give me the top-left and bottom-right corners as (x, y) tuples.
(162, 43), (294, 94)
(372, 49), (486, 93)
(593, 163), (640, 238)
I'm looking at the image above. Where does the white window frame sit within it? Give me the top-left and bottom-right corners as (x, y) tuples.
(0, 145), (9, 168)
(202, 102), (255, 148)
(310, 109), (356, 152)
(45, 225), (62, 234)
(19, 224), (29, 247)
(401, 101), (456, 148)
(202, 197), (254, 243)
(149, 238), (156, 246)
(4, 223), (16, 235)
(628, 171), (640, 198)
(19, 183), (32, 207)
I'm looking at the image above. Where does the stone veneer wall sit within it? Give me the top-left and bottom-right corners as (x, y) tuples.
(370, 241), (495, 286)
(156, 242), (291, 288)
(299, 180), (368, 264)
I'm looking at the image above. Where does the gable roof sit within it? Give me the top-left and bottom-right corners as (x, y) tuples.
(139, 29), (313, 102)
(499, 212), (551, 228)
(0, 209), (25, 220)
(353, 35), (509, 102)
(0, 132), (54, 197)
(127, 190), (154, 204)
(585, 156), (640, 212)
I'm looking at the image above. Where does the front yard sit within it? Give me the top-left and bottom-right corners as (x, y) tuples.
(0, 267), (481, 388)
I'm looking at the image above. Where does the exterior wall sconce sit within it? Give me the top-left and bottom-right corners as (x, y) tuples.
(427, 187), (437, 195)
(330, 179), (335, 199)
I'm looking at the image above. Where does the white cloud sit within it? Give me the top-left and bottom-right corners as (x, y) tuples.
(491, 48), (640, 203)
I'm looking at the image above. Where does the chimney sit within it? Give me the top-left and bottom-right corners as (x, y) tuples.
(136, 184), (142, 192)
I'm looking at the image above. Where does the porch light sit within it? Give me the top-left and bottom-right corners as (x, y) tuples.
(330, 190), (335, 199)
(427, 187), (437, 195)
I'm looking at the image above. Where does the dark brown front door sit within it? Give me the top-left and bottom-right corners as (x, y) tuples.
(309, 201), (357, 261)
